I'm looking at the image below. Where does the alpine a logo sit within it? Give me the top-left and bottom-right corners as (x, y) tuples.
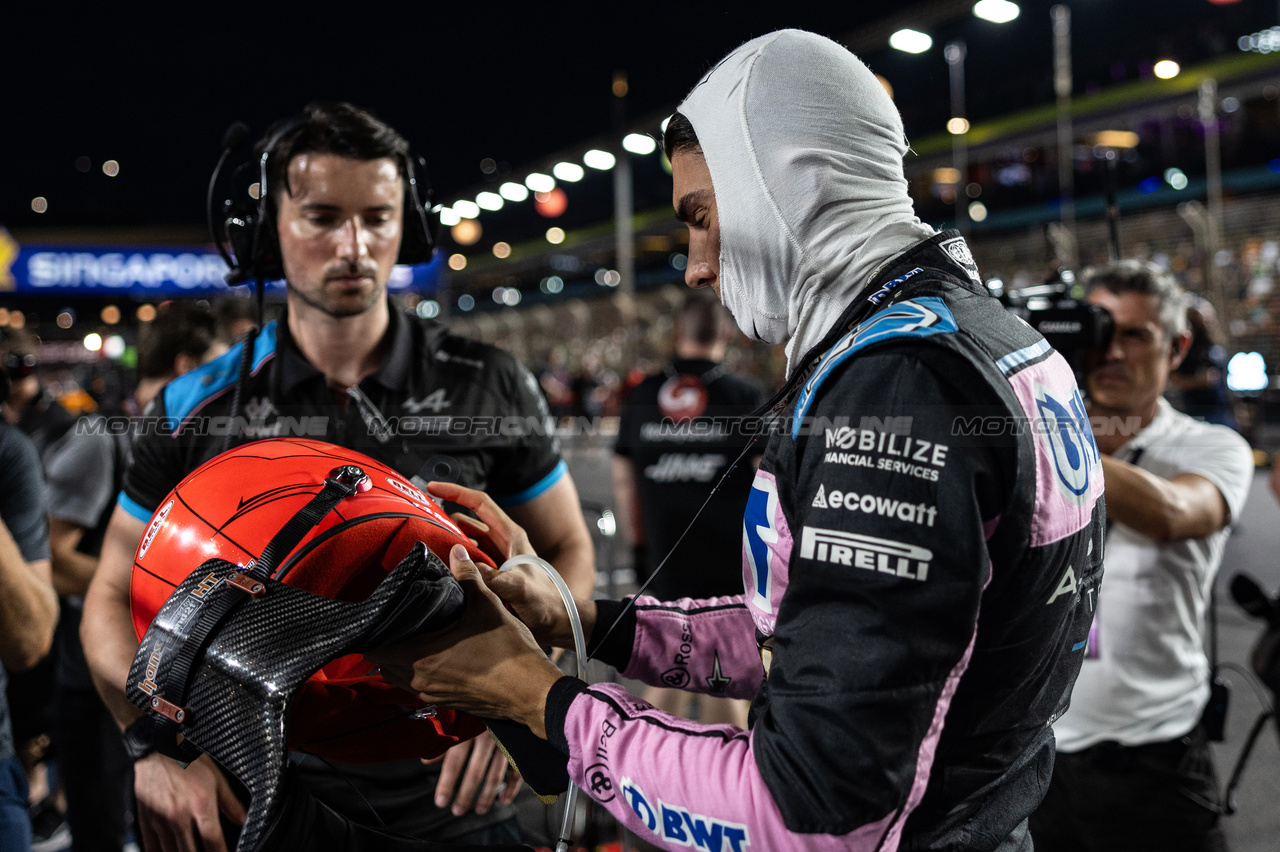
(138, 499), (174, 559)
(800, 527), (932, 581)
(1032, 381), (1100, 505)
(657, 375), (708, 421)
(793, 297), (958, 441)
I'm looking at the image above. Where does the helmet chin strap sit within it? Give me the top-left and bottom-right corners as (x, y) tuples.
(250, 464), (372, 580)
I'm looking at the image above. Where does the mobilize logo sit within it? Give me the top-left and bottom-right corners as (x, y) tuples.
(811, 485), (938, 527)
(621, 778), (750, 852)
(800, 527), (932, 581)
(822, 426), (949, 483)
(824, 427), (949, 467)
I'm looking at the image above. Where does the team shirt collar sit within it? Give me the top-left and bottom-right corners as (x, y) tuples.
(276, 302), (414, 396)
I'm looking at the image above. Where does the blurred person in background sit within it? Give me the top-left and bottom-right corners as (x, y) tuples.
(125, 302), (228, 416)
(0, 368), (59, 852)
(1166, 297), (1240, 431)
(1030, 260), (1255, 852)
(211, 297), (262, 349)
(82, 101), (594, 852)
(2, 331), (78, 847)
(613, 292), (762, 729)
(1, 331), (76, 457)
(47, 301), (225, 852)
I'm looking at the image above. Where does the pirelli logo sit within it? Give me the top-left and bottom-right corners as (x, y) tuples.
(799, 527), (932, 582)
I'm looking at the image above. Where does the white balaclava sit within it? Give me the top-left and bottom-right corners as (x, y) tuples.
(678, 29), (936, 375)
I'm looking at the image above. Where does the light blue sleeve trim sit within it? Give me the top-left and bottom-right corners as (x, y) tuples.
(117, 491), (153, 523)
(791, 297), (958, 440)
(996, 338), (1052, 375)
(163, 321), (278, 425)
(494, 460), (568, 508)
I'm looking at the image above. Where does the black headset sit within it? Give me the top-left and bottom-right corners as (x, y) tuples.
(208, 110), (438, 287)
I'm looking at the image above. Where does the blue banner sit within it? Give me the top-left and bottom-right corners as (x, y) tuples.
(0, 230), (443, 297)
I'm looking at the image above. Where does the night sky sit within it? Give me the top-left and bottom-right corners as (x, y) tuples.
(4, 1), (1272, 232)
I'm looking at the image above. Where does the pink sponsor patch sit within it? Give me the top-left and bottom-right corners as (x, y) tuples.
(1006, 352), (1104, 546)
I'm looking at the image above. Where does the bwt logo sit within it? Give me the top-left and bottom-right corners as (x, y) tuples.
(620, 779), (750, 852)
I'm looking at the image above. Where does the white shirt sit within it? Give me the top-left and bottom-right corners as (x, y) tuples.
(1055, 398), (1254, 751)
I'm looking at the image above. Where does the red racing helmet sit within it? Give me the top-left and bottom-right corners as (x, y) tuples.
(130, 437), (491, 763)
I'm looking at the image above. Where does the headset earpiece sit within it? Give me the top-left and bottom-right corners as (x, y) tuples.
(397, 153), (437, 265)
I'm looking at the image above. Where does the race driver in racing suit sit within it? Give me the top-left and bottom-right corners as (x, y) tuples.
(374, 30), (1106, 852)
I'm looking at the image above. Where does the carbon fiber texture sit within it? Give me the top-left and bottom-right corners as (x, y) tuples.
(126, 542), (465, 852)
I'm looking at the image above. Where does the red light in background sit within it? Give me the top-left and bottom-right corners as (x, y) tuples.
(534, 188), (568, 218)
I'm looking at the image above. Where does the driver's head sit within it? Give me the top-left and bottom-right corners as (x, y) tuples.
(667, 30), (933, 355)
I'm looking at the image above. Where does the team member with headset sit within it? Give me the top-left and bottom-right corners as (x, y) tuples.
(82, 101), (595, 851)
(373, 31), (1105, 851)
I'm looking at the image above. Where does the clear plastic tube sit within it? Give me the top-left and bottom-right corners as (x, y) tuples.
(498, 554), (585, 852)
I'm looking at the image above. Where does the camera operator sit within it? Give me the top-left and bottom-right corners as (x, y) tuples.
(1030, 260), (1255, 852)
